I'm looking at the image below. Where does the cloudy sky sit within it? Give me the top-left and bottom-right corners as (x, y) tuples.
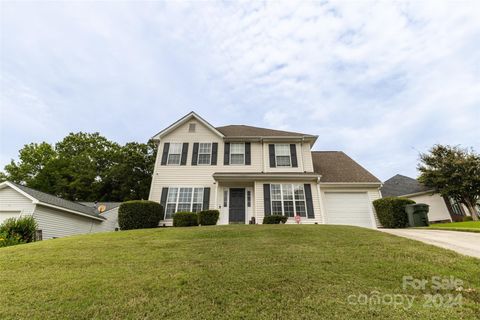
(1, 1), (479, 180)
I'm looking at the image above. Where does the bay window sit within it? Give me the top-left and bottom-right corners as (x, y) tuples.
(270, 184), (306, 217)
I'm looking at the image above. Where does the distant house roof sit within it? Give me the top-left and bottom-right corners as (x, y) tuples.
(312, 151), (381, 183)
(2, 182), (105, 220)
(80, 202), (122, 212)
(381, 174), (433, 197)
(216, 125), (316, 138)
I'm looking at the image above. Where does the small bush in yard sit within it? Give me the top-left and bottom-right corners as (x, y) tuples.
(118, 200), (163, 230)
(198, 210), (220, 226)
(263, 215), (288, 224)
(173, 212), (199, 227)
(373, 197), (415, 228)
(0, 216), (37, 245)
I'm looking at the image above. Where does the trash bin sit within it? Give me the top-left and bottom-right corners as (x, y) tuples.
(405, 204), (430, 227)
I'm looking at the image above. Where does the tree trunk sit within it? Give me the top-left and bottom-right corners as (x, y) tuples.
(465, 200), (479, 221)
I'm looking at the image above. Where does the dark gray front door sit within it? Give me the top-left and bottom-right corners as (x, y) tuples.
(229, 188), (245, 224)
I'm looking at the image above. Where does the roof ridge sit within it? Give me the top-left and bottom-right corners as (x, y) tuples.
(11, 182), (92, 208)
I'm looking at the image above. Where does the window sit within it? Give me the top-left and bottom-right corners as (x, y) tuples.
(275, 144), (291, 167)
(198, 143), (212, 165)
(188, 123), (196, 132)
(230, 143), (245, 165)
(167, 143), (182, 165)
(223, 189), (228, 207)
(247, 190), (251, 207)
(270, 184), (307, 217)
(449, 198), (464, 215)
(164, 187), (204, 219)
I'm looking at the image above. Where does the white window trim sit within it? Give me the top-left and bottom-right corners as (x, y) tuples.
(165, 187), (204, 219)
(230, 142), (245, 165)
(275, 144), (292, 167)
(167, 143), (182, 165)
(270, 184), (307, 218)
(197, 143), (212, 165)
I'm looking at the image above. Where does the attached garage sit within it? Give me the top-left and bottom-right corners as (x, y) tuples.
(324, 192), (376, 228)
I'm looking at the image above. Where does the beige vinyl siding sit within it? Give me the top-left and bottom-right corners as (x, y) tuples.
(407, 193), (452, 222)
(33, 205), (103, 239)
(320, 186), (381, 227)
(262, 143), (312, 173)
(91, 207), (119, 232)
(254, 181), (323, 224)
(0, 186), (35, 217)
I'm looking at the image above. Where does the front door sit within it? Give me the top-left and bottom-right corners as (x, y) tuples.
(229, 188), (245, 224)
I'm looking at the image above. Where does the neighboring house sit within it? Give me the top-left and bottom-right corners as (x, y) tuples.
(0, 181), (120, 239)
(381, 174), (470, 222)
(149, 112), (382, 228)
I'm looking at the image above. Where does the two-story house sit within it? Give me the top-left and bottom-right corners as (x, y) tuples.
(149, 112), (382, 228)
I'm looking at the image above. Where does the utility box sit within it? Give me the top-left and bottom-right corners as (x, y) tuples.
(405, 204), (430, 227)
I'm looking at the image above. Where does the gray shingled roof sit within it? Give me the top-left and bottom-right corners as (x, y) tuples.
(381, 174), (433, 197)
(312, 151), (381, 183)
(216, 125), (316, 138)
(11, 183), (105, 220)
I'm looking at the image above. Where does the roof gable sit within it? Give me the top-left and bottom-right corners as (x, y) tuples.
(152, 111), (224, 141)
(381, 174), (432, 197)
(312, 151), (380, 183)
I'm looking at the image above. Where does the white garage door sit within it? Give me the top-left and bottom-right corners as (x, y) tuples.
(0, 211), (21, 224)
(324, 192), (375, 228)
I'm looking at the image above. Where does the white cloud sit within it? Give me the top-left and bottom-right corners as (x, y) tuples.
(1, 1), (479, 180)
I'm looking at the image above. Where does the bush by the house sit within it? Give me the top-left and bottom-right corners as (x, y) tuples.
(173, 212), (199, 227)
(0, 216), (38, 247)
(263, 215), (288, 224)
(118, 200), (163, 230)
(373, 197), (416, 228)
(197, 210), (220, 226)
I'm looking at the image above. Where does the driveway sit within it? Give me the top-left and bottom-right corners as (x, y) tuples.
(380, 229), (480, 259)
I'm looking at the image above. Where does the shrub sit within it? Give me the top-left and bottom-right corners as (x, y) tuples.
(198, 210), (220, 226)
(263, 215), (288, 224)
(0, 216), (38, 243)
(173, 212), (199, 227)
(118, 200), (163, 230)
(462, 216), (473, 222)
(373, 197), (416, 228)
(0, 232), (24, 248)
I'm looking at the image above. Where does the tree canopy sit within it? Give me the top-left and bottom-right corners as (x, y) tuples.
(1, 133), (156, 202)
(418, 144), (480, 220)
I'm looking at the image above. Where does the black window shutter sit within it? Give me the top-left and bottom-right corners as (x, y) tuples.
(203, 187), (210, 210)
(268, 144), (276, 168)
(224, 142), (230, 165)
(290, 144), (298, 167)
(180, 143), (189, 165)
(160, 187), (169, 220)
(263, 184), (271, 216)
(245, 142), (251, 165)
(211, 143), (218, 165)
(304, 184), (315, 219)
(191, 143), (199, 165)
(161, 143), (170, 165)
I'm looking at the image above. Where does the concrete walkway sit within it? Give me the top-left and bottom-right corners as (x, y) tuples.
(380, 229), (480, 259)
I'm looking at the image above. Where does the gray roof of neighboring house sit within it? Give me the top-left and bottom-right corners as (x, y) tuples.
(10, 183), (105, 220)
(312, 151), (381, 183)
(80, 202), (122, 212)
(381, 174), (432, 197)
(216, 125), (316, 138)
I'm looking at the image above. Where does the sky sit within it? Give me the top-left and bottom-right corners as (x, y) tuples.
(1, 1), (479, 181)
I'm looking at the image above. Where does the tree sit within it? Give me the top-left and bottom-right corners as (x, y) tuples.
(418, 145), (480, 221)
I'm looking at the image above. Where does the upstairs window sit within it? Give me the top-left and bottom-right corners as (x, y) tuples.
(167, 143), (182, 165)
(165, 187), (204, 219)
(230, 143), (245, 165)
(275, 144), (291, 167)
(198, 143), (212, 165)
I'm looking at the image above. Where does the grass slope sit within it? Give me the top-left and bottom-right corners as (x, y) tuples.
(428, 221), (480, 233)
(0, 225), (479, 319)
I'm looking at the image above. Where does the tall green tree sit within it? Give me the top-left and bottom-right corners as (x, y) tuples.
(418, 145), (480, 220)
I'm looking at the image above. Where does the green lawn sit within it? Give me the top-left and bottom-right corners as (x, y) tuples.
(428, 221), (480, 233)
(0, 225), (479, 319)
